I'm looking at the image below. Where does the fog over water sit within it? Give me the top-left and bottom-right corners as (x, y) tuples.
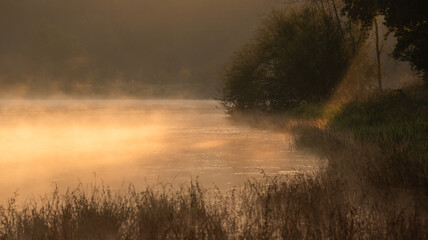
(0, 0), (320, 202)
(0, 100), (316, 201)
(0, 0), (281, 98)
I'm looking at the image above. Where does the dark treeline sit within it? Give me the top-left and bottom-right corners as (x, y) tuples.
(219, 0), (428, 113)
(0, 0), (278, 98)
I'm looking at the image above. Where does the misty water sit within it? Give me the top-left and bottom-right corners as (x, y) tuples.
(0, 100), (316, 200)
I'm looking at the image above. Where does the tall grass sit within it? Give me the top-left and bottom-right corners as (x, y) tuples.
(1, 172), (427, 239)
(0, 182), (227, 240)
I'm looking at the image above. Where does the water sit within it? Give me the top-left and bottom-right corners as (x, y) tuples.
(0, 99), (316, 200)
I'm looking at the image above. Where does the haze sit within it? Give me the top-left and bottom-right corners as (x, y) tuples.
(0, 0), (319, 202)
(0, 0), (279, 98)
(0, 100), (315, 200)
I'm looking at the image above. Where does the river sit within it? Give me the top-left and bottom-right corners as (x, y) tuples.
(0, 99), (316, 200)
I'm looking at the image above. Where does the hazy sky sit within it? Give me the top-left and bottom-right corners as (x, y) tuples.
(0, 0), (280, 97)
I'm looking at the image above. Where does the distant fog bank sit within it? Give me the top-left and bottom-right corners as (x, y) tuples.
(0, 0), (279, 98)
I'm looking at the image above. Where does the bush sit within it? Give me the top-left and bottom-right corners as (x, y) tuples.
(219, 7), (355, 113)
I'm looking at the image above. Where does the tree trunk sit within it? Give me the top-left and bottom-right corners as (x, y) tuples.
(374, 18), (382, 91)
(330, 0), (344, 35)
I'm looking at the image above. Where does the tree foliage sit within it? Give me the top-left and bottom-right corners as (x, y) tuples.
(219, 7), (357, 112)
(342, 0), (428, 79)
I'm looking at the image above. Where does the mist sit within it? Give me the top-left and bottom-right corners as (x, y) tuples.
(0, 99), (315, 201)
(0, 0), (279, 98)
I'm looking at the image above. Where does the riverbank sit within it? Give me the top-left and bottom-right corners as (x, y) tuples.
(291, 88), (428, 238)
(228, 87), (428, 238)
(293, 88), (428, 193)
(300, 88), (428, 191)
(229, 88), (428, 196)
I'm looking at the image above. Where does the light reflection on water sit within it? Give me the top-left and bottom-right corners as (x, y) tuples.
(0, 99), (316, 200)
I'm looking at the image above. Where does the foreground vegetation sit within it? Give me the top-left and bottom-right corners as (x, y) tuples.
(1, 174), (426, 240)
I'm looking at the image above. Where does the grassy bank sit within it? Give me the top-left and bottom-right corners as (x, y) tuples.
(294, 89), (428, 193)
(225, 88), (428, 238)
(291, 89), (428, 238)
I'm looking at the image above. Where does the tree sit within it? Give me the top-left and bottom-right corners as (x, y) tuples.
(219, 7), (357, 112)
(342, 0), (428, 81)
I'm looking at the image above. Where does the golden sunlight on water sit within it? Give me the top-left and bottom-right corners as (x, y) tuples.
(0, 100), (316, 201)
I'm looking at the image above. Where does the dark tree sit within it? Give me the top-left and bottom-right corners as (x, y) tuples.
(342, 0), (428, 80)
(219, 7), (358, 113)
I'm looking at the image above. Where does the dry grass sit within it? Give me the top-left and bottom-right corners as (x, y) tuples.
(1, 171), (427, 239)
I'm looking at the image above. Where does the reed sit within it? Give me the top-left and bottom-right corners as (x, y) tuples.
(1, 171), (427, 239)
